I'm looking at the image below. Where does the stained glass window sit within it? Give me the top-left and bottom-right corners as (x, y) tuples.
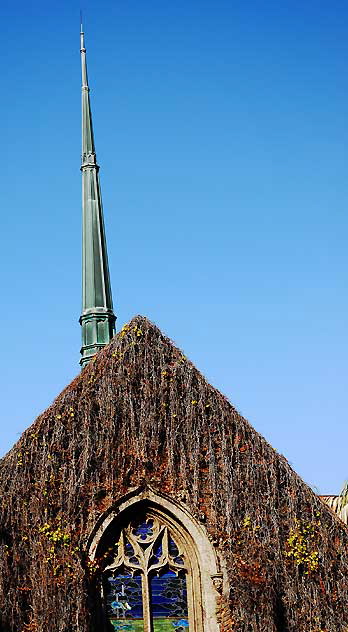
(103, 516), (190, 632)
(105, 572), (143, 632)
(151, 570), (189, 632)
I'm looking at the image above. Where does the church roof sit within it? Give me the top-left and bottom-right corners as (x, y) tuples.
(1, 315), (348, 631)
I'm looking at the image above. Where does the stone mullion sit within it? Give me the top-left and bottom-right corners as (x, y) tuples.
(141, 572), (152, 632)
(141, 521), (162, 632)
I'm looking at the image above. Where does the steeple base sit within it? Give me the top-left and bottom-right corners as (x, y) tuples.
(80, 308), (116, 367)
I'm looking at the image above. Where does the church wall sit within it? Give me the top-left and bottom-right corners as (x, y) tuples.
(1, 316), (348, 632)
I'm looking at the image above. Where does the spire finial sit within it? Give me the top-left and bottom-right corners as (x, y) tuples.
(80, 11), (85, 58)
(79, 25), (116, 367)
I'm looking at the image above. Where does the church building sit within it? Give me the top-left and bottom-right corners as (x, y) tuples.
(1, 28), (348, 632)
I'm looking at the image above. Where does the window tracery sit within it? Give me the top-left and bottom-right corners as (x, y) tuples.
(102, 515), (190, 632)
(89, 490), (221, 632)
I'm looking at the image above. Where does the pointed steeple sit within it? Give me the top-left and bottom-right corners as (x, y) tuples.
(79, 24), (116, 367)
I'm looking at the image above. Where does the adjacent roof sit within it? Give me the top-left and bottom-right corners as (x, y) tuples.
(322, 495), (348, 525)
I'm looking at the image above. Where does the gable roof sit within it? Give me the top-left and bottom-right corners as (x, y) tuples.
(1, 315), (348, 632)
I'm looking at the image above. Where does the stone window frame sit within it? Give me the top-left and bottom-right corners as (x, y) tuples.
(87, 486), (222, 632)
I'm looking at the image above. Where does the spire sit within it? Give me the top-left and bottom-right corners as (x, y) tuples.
(79, 24), (116, 368)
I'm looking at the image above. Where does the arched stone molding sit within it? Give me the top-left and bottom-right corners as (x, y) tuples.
(87, 485), (221, 631)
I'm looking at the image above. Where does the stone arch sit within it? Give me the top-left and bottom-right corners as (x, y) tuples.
(87, 486), (221, 631)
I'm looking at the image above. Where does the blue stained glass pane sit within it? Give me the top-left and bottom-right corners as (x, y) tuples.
(125, 541), (135, 556)
(154, 541), (163, 558)
(173, 557), (184, 566)
(168, 537), (179, 557)
(168, 536), (184, 567)
(149, 540), (163, 566)
(151, 571), (189, 632)
(132, 520), (154, 540)
(105, 571), (144, 632)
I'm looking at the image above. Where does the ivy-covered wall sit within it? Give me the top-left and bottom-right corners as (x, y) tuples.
(0, 316), (347, 632)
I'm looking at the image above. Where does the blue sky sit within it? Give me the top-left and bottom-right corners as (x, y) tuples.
(1, 0), (347, 493)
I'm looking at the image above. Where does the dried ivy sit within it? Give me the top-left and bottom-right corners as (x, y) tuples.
(0, 315), (348, 632)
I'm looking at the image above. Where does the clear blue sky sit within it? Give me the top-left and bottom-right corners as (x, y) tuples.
(1, 0), (347, 494)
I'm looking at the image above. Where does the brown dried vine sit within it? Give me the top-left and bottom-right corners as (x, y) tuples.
(0, 315), (348, 632)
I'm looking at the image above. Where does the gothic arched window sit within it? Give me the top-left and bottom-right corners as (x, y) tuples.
(88, 490), (221, 632)
(103, 512), (190, 631)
